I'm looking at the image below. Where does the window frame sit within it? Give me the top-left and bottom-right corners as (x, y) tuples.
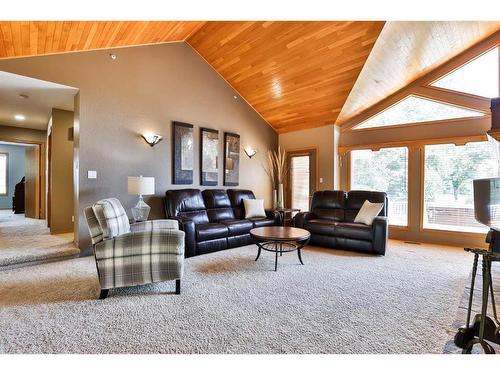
(348, 145), (410, 229)
(427, 46), (500, 100)
(0, 152), (8, 197)
(351, 94), (488, 131)
(419, 139), (499, 235)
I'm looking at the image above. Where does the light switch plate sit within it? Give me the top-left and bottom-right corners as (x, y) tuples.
(319, 177), (324, 183)
(88, 170), (97, 179)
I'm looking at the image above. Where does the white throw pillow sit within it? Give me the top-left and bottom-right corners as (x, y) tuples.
(354, 200), (384, 226)
(243, 198), (266, 219)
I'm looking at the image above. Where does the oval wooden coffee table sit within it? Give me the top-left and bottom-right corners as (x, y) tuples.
(250, 226), (311, 271)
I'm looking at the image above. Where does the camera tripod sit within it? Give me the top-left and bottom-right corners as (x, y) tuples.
(454, 248), (500, 354)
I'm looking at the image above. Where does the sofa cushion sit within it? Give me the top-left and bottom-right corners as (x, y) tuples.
(227, 189), (256, 219)
(334, 222), (372, 241)
(203, 189), (236, 222)
(196, 223), (229, 241)
(345, 190), (387, 222)
(165, 189), (209, 224)
(310, 190), (346, 221)
(249, 217), (276, 228)
(304, 219), (336, 236)
(221, 219), (253, 236)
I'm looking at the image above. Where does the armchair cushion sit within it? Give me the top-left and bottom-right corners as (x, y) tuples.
(130, 219), (179, 232)
(92, 198), (130, 239)
(94, 229), (185, 260)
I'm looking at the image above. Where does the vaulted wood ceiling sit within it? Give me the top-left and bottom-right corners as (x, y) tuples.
(0, 21), (205, 58)
(0, 21), (498, 134)
(188, 21), (384, 133)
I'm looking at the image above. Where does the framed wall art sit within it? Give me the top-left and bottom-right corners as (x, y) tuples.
(200, 128), (219, 186)
(172, 121), (194, 185)
(223, 132), (240, 186)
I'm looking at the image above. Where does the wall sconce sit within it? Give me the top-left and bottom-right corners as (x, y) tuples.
(244, 147), (257, 158)
(142, 133), (163, 147)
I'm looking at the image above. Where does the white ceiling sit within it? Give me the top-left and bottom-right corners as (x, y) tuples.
(337, 21), (500, 125)
(0, 71), (78, 130)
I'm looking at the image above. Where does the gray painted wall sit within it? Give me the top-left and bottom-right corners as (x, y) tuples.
(0, 42), (278, 250)
(0, 144), (26, 209)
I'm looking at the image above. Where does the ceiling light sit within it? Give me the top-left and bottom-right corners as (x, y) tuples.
(233, 95), (238, 99)
(14, 114), (25, 121)
(110, 54), (117, 60)
(19, 94), (29, 99)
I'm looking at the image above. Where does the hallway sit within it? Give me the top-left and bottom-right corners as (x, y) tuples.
(0, 210), (79, 270)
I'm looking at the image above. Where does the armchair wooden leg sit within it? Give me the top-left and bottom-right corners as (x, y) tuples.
(99, 289), (109, 299)
(175, 279), (181, 295)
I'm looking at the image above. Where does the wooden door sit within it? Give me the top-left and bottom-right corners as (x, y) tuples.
(286, 149), (318, 211)
(24, 145), (40, 219)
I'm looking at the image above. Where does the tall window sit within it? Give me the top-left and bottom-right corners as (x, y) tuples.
(350, 147), (408, 226)
(0, 153), (7, 195)
(423, 141), (500, 233)
(354, 95), (485, 130)
(290, 155), (310, 212)
(431, 47), (499, 98)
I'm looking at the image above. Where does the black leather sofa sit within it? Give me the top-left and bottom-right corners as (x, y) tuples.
(294, 190), (389, 255)
(164, 189), (279, 257)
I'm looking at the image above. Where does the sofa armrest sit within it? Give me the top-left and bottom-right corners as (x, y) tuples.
(94, 229), (185, 260)
(130, 219), (179, 232)
(265, 209), (280, 224)
(372, 216), (388, 255)
(294, 211), (315, 228)
(170, 216), (196, 258)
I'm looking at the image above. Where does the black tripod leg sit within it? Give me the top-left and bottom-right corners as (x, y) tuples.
(466, 254), (479, 328)
(488, 261), (499, 326)
(479, 257), (490, 342)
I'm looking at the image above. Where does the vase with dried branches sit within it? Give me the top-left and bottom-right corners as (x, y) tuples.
(263, 147), (289, 209)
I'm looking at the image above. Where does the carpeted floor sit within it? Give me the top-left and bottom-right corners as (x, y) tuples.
(0, 210), (79, 270)
(0, 240), (471, 354)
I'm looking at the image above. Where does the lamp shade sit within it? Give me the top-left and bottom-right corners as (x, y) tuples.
(128, 176), (155, 196)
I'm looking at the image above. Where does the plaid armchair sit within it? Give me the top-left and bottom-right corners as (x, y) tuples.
(84, 198), (185, 299)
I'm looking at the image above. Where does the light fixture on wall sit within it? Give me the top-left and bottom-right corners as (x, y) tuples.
(244, 147), (257, 158)
(142, 133), (163, 147)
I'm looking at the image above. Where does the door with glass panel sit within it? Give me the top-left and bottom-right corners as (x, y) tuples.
(286, 149), (317, 212)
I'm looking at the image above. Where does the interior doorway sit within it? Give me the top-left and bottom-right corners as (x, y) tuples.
(286, 148), (318, 211)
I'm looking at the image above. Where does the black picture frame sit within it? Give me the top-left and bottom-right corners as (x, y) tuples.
(172, 121), (194, 185)
(200, 128), (219, 186)
(223, 132), (240, 186)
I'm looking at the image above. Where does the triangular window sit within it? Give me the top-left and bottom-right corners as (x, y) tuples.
(430, 47), (499, 98)
(354, 95), (485, 130)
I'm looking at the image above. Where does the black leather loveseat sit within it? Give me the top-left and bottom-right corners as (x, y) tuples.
(294, 190), (389, 255)
(164, 189), (279, 257)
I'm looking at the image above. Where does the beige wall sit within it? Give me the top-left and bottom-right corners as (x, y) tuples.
(0, 42), (278, 250)
(339, 116), (492, 248)
(49, 109), (74, 234)
(279, 125), (337, 190)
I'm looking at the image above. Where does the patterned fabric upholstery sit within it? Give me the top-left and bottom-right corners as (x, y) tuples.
(92, 198), (130, 240)
(84, 199), (185, 291)
(94, 229), (184, 289)
(130, 219), (179, 232)
(84, 206), (103, 245)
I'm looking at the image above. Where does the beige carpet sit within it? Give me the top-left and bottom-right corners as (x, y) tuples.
(0, 210), (79, 270)
(0, 240), (471, 354)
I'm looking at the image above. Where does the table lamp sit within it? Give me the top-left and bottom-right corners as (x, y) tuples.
(128, 176), (155, 222)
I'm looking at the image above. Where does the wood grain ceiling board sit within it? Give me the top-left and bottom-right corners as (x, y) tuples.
(0, 21), (206, 59)
(336, 21), (500, 126)
(188, 21), (385, 133)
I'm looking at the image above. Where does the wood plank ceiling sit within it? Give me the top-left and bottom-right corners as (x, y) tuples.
(336, 21), (500, 125)
(188, 21), (384, 133)
(0, 21), (205, 58)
